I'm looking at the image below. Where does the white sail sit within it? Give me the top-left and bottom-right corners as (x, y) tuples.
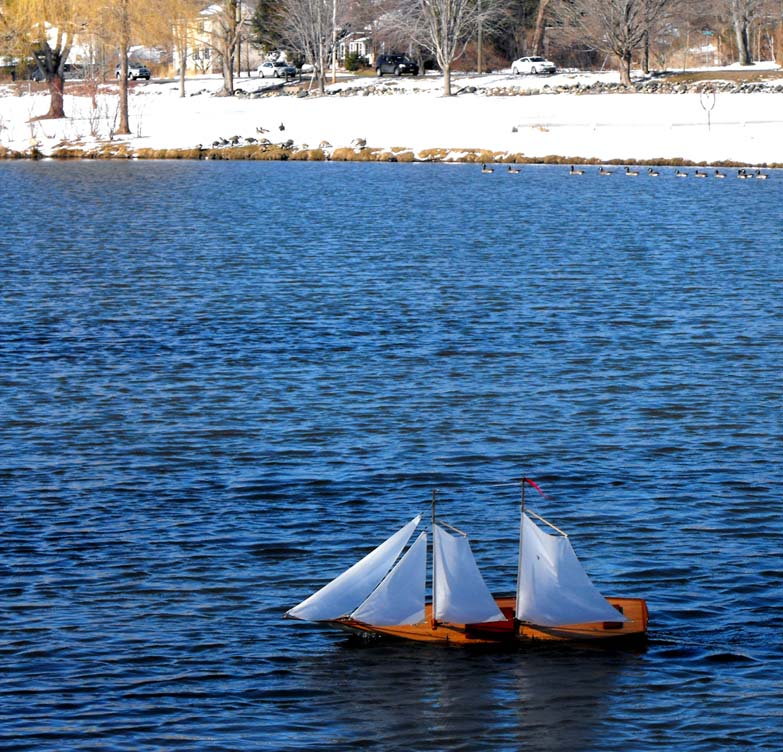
(515, 513), (627, 626)
(351, 531), (427, 625)
(433, 524), (505, 624)
(286, 515), (421, 621)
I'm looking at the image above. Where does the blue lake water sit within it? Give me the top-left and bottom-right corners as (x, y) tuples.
(1, 160), (781, 750)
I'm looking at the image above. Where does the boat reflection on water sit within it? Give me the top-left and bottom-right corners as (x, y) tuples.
(280, 640), (636, 750)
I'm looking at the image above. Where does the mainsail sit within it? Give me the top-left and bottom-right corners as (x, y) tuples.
(351, 531), (427, 625)
(286, 515), (421, 621)
(433, 524), (505, 624)
(515, 513), (627, 626)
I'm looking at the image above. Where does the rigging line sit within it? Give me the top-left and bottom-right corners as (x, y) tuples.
(434, 519), (468, 537)
(526, 508), (568, 538)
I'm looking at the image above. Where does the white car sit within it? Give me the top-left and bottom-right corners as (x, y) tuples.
(257, 60), (297, 79)
(116, 63), (150, 80)
(511, 56), (556, 75)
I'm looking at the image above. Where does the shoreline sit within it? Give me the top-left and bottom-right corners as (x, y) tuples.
(3, 142), (782, 169)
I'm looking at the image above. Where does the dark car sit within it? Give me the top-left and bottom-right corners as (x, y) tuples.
(376, 54), (419, 77)
(30, 63), (84, 81)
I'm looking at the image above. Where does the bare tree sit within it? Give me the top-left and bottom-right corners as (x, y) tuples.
(405, 0), (501, 95)
(550, 0), (671, 85)
(0, 0), (90, 118)
(199, 0), (252, 95)
(93, 0), (163, 134)
(168, 0), (203, 97)
(279, 0), (345, 93)
(728, 0), (763, 64)
(531, 0), (550, 54)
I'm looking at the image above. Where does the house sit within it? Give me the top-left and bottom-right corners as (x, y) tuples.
(338, 33), (373, 65)
(172, 3), (262, 76)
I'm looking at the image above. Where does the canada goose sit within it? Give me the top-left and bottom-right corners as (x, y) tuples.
(714, 169), (726, 178)
(481, 164), (494, 174)
(569, 165), (584, 175)
(694, 170), (708, 178)
(625, 166), (639, 176)
(279, 122), (286, 131)
(598, 166), (613, 175)
(675, 169), (688, 177)
(755, 169), (769, 180)
(737, 169), (750, 179)
(647, 167), (660, 176)
(507, 165), (521, 174)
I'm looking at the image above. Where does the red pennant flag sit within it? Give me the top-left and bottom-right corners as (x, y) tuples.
(523, 477), (548, 497)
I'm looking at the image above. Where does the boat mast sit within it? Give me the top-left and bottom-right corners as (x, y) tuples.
(514, 478), (526, 634)
(431, 488), (438, 630)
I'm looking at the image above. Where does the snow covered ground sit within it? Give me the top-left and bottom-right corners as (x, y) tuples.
(2, 65), (783, 164)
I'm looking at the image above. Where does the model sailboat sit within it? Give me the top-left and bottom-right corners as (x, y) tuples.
(285, 479), (648, 644)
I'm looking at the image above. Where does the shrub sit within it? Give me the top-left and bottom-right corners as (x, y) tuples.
(344, 52), (368, 72)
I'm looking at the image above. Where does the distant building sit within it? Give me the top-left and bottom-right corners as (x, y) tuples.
(173, 3), (262, 77)
(339, 34), (373, 65)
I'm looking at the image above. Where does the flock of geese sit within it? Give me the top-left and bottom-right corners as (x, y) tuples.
(481, 164), (770, 179)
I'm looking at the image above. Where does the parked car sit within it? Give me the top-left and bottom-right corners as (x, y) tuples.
(511, 56), (556, 75)
(116, 63), (151, 80)
(258, 60), (297, 78)
(30, 63), (84, 81)
(376, 54), (419, 76)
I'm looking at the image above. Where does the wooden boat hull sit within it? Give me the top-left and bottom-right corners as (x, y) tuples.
(332, 595), (648, 646)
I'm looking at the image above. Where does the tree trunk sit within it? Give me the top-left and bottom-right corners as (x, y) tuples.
(443, 63), (451, 96)
(117, 42), (131, 135)
(222, 59), (235, 94)
(33, 41), (67, 119)
(477, 17), (483, 74)
(619, 49), (632, 86)
(331, 0), (338, 83)
(220, 0), (239, 95)
(44, 73), (66, 119)
(116, 0), (131, 135)
(318, 35), (326, 94)
(532, 0), (550, 56)
(179, 47), (187, 98)
(734, 19), (752, 65)
(642, 29), (650, 74)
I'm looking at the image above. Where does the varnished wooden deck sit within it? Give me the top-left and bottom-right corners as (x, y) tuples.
(333, 595), (648, 645)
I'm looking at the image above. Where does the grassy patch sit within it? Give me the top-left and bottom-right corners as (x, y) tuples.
(658, 69), (783, 84)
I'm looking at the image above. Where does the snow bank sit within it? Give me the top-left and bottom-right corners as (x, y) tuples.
(2, 66), (783, 165)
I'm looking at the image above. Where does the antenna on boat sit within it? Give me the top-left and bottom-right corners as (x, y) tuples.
(431, 488), (439, 630)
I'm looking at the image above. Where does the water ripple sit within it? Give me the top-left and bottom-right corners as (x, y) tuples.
(0, 161), (781, 751)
